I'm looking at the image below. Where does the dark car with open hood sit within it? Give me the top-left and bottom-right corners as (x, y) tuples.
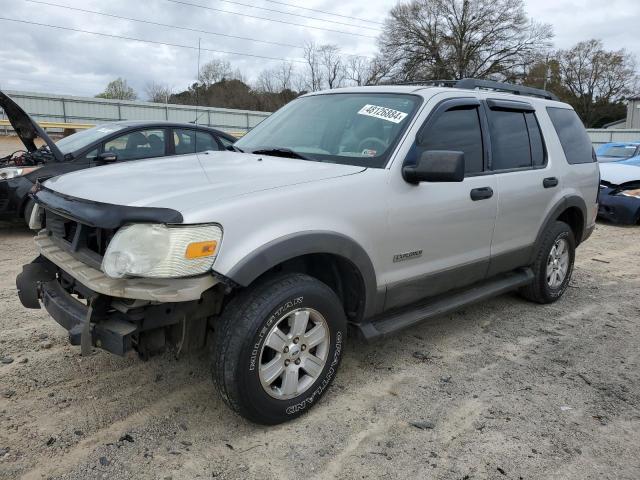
(0, 90), (236, 224)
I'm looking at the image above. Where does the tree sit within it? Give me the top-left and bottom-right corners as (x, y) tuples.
(256, 62), (294, 93)
(345, 55), (392, 86)
(556, 39), (637, 126)
(144, 81), (173, 103)
(318, 44), (344, 89)
(198, 58), (233, 86)
(95, 78), (137, 100)
(378, 0), (553, 82)
(303, 41), (323, 91)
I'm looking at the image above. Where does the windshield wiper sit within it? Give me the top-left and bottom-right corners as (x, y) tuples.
(226, 144), (244, 153)
(250, 147), (309, 160)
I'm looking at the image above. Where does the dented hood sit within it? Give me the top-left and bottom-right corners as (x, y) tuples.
(43, 151), (365, 211)
(0, 90), (64, 162)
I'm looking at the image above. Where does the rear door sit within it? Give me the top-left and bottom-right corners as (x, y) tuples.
(484, 99), (554, 275)
(172, 128), (221, 155)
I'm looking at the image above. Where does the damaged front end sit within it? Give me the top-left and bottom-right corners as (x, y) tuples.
(16, 187), (227, 359)
(598, 179), (640, 225)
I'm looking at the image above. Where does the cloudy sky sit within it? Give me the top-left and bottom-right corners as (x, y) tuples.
(0, 0), (638, 99)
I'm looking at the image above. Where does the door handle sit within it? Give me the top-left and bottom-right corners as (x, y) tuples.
(543, 177), (559, 188)
(470, 187), (494, 201)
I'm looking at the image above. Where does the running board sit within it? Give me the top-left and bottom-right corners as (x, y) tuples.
(358, 268), (534, 341)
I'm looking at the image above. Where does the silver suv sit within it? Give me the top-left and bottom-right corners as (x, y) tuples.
(17, 80), (599, 424)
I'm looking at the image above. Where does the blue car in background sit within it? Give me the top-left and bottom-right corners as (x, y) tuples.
(598, 155), (640, 224)
(596, 142), (640, 163)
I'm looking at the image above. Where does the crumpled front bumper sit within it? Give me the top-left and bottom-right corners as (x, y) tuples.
(16, 234), (222, 356)
(598, 188), (640, 225)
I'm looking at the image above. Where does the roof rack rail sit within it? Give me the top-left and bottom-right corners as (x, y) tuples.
(389, 78), (559, 101)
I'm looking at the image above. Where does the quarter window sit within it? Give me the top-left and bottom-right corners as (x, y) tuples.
(525, 112), (546, 167)
(546, 107), (595, 164)
(416, 107), (484, 174)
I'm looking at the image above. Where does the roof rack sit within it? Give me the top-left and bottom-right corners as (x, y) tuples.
(391, 78), (559, 101)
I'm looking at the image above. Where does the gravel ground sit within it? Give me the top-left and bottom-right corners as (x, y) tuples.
(0, 221), (639, 480)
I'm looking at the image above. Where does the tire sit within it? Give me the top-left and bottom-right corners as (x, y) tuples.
(212, 273), (347, 424)
(520, 221), (575, 304)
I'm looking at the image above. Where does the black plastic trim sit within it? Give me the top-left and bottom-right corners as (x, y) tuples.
(530, 196), (588, 261)
(33, 185), (183, 229)
(224, 231), (380, 318)
(486, 98), (535, 112)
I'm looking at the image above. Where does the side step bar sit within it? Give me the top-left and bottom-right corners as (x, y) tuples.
(358, 268), (534, 341)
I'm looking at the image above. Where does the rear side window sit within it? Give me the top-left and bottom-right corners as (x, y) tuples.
(487, 110), (531, 170)
(546, 107), (594, 164)
(417, 107), (484, 174)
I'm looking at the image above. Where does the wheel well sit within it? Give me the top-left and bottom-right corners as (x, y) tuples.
(256, 254), (366, 322)
(556, 207), (584, 245)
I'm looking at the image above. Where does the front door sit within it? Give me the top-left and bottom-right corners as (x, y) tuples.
(383, 96), (497, 310)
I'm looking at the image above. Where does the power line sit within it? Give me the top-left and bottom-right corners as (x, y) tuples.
(23, 0), (301, 50)
(165, 0), (378, 39)
(0, 17), (307, 63)
(260, 0), (385, 26)
(212, 0), (381, 32)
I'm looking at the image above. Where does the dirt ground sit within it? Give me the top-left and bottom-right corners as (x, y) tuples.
(0, 220), (639, 480)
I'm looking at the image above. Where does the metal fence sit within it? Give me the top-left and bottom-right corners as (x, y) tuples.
(0, 90), (271, 137)
(587, 129), (640, 148)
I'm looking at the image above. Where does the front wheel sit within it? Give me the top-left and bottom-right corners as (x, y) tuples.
(212, 273), (346, 424)
(520, 221), (575, 304)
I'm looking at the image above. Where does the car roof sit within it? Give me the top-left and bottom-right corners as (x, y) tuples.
(305, 85), (569, 108)
(107, 120), (236, 138)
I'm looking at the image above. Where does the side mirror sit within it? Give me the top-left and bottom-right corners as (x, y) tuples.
(402, 150), (465, 184)
(96, 152), (118, 164)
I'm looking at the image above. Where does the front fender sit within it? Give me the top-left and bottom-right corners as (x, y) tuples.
(224, 230), (380, 318)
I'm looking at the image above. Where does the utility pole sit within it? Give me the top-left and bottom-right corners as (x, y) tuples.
(195, 37), (201, 124)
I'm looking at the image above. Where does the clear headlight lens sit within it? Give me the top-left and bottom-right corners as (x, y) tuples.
(0, 166), (41, 180)
(102, 224), (222, 278)
(618, 188), (640, 199)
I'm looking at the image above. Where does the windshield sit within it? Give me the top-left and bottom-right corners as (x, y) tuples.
(598, 145), (637, 159)
(55, 124), (126, 155)
(235, 93), (421, 168)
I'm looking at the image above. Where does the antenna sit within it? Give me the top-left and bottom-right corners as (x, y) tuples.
(195, 37), (201, 124)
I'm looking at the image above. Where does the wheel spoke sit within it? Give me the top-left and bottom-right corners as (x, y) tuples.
(290, 310), (310, 337)
(302, 353), (324, 378)
(556, 240), (565, 256)
(304, 323), (327, 349)
(265, 327), (288, 352)
(260, 355), (284, 385)
(281, 368), (299, 395)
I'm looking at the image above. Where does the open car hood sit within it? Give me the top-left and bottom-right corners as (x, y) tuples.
(0, 90), (64, 162)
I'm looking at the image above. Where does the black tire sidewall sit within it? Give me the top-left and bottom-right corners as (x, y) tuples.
(538, 225), (575, 302)
(234, 281), (346, 424)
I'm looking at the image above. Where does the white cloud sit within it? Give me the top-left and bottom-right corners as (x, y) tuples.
(0, 0), (637, 98)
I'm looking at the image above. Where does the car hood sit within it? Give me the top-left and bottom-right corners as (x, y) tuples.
(44, 151), (366, 209)
(599, 163), (640, 186)
(0, 90), (64, 162)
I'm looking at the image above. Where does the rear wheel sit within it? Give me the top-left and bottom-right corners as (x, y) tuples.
(212, 273), (346, 424)
(520, 221), (575, 304)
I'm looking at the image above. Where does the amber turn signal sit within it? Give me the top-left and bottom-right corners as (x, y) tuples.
(185, 240), (217, 259)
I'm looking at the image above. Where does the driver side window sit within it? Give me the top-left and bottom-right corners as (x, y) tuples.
(411, 107), (484, 174)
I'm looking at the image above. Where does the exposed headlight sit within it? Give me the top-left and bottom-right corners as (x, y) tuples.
(617, 188), (640, 199)
(102, 224), (222, 278)
(0, 166), (41, 180)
